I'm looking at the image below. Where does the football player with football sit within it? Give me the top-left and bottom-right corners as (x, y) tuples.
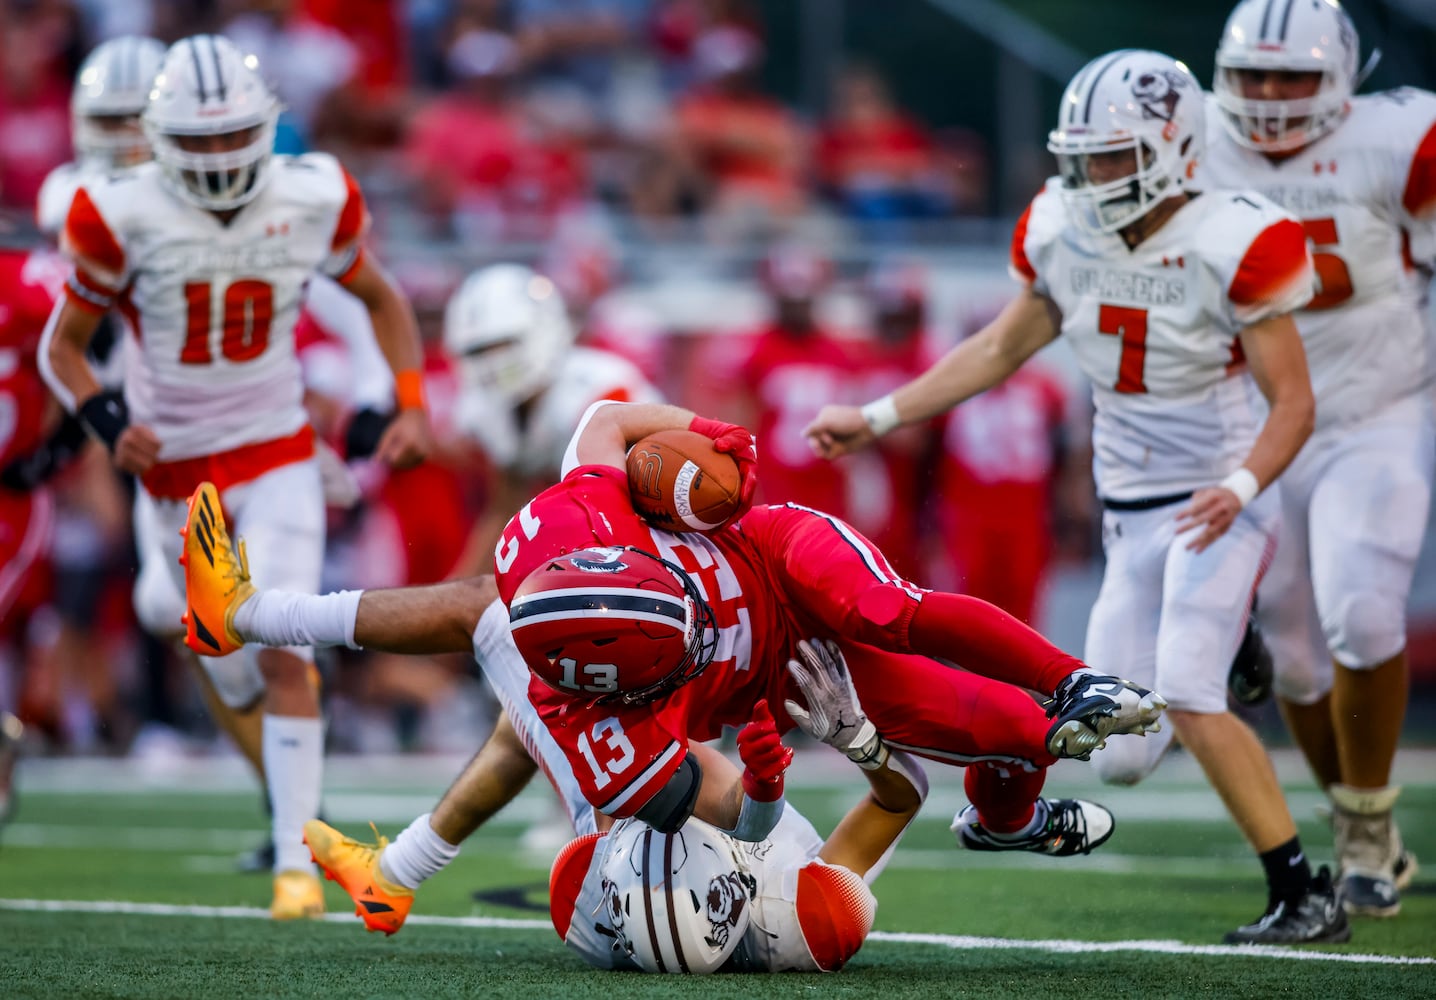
(39, 35), (432, 920)
(1198, 0), (1434, 918)
(805, 49), (1347, 945)
(180, 398), (1166, 936)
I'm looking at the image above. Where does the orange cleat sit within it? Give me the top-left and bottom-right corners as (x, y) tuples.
(304, 819), (415, 936)
(178, 482), (253, 657)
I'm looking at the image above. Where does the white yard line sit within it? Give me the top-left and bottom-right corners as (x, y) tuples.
(0, 898), (1429, 966)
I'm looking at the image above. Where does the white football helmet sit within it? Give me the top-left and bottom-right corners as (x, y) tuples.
(1047, 50), (1204, 235)
(443, 263), (576, 408)
(598, 818), (756, 974)
(71, 36), (166, 168)
(1213, 0), (1358, 153)
(143, 35), (279, 211)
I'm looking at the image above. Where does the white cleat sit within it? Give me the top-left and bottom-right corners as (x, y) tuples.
(1045, 672), (1166, 760)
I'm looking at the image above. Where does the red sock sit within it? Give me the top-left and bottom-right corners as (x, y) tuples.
(910, 592), (1083, 693)
(965, 761), (1048, 834)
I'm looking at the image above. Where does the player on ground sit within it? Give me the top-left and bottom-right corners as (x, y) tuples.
(38, 35), (431, 919)
(179, 399), (1166, 930)
(1200, 0), (1433, 918)
(36, 36), (167, 237)
(805, 50), (1345, 945)
(550, 638), (927, 973)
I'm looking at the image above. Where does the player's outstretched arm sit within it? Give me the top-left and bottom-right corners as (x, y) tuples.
(341, 255), (432, 469)
(1175, 313), (1315, 553)
(804, 285), (1061, 459)
(783, 639), (928, 878)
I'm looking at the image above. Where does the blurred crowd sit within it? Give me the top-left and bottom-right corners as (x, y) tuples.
(0, 0), (992, 242)
(0, 0), (1093, 763)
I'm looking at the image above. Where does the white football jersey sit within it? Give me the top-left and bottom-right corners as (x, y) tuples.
(452, 345), (661, 478)
(1014, 179), (1314, 500)
(60, 153), (368, 461)
(1200, 89), (1436, 429)
(36, 161), (104, 237)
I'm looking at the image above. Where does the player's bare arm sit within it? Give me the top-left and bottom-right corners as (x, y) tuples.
(804, 285), (1062, 459)
(340, 254), (433, 469)
(570, 400), (703, 469)
(40, 296), (161, 475)
(1175, 313), (1315, 552)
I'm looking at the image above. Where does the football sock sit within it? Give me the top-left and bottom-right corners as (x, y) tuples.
(263, 714), (324, 874)
(379, 813), (460, 890)
(964, 761), (1047, 834)
(1259, 836), (1313, 909)
(910, 592), (1084, 693)
(235, 590), (364, 650)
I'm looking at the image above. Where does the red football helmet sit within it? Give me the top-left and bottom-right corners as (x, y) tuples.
(509, 547), (717, 704)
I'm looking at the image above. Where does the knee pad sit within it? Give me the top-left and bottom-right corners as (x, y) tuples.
(1325, 591), (1405, 669)
(133, 560), (185, 639)
(1090, 728), (1174, 786)
(199, 648), (266, 709)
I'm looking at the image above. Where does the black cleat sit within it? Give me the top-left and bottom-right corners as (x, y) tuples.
(1227, 614), (1273, 706)
(1224, 866), (1351, 945)
(952, 798), (1115, 857)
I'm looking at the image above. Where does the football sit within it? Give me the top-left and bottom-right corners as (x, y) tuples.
(626, 429), (743, 532)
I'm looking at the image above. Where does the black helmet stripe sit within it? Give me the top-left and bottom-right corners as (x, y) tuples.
(207, 35), (228, 101)
(1081, 49), (1133, 125)
(640, 829), (667, 973)
(508, 591), (688, 627)
(662, 833), (689, 974)
(1259, 0), (1277, 40)
(188, 37), (209, 102)
(1277, 0), (1298, 41)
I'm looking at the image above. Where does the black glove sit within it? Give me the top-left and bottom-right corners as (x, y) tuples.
(344, 407), (395, 460)
(1, 413), (89, 491)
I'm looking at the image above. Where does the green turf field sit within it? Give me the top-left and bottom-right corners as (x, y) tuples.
(2, 749), (1433, 999)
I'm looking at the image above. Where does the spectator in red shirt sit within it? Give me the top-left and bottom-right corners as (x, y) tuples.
(817, 63), (949, 223)
(670, 26), (808, 224)
(403, 30), (587, 239)
(0, 6), (73, 211)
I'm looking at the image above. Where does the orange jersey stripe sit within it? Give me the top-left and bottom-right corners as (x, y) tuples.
(1009, 202), (1037, 283)
(331, 166), (370, 251)
(62, 188), (125, 280)
(141, 426), (315, 500)
(795, 862), (876, 972)
(1402, 120), (1436, 219)
(549, 832), (603, 940)
(1228, 218), (1309, 307)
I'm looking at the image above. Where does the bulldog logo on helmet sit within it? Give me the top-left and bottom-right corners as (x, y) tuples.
(704, 870), (757, 949)
(569, 547), (630, 574)
(1132, 69), (1187, 122)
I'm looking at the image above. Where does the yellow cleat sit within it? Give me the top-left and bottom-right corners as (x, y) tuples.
(271, 869), (325, 920)
(304, 818), (415, 936)
(178, 482), (254, 657)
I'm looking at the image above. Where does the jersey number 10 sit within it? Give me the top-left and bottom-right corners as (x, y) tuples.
(181, 279), (274, 364)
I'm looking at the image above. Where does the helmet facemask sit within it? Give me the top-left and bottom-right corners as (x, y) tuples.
(75, 113), (152, 169)
(1050, 134), (1181, 235)
(613, 549), (718, 706)
(1212, 0), (1358, 153)
(147, 118), (277, 211)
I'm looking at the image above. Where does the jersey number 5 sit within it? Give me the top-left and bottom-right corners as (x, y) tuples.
(1300, 217), (1354, 310)
(1098, 304), (1148, 394)
(181, 279), (274, 365)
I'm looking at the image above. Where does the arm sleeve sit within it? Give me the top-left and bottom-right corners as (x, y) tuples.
(632, 752), (701, 833)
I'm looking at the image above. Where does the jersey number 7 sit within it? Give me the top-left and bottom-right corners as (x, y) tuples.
(181, 278), (274, 364)
(1098, 304), (1148, 394)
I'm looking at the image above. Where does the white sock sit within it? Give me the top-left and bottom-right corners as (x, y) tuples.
(235, 590), (364, 650)
(378, 813), (460, 890)
(263, 714), (324, 874)
(991, 798), (1050, 840)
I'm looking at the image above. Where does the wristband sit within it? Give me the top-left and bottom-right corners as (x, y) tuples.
(78, 390), (130, 451)
(1219, 467), (1260, 509)
(846, 735), (890, 772)
(394, 369), (427, 411)
(860, 394), (900, 437)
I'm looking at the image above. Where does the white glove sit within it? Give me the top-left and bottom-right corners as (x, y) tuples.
(783, 638), (888, 770)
